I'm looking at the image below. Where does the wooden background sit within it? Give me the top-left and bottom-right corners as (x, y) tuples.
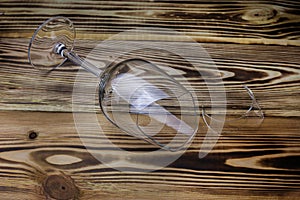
(0, 0), (299, 199)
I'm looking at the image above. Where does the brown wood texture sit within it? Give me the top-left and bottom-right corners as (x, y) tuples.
(0, 0), (300, 45)
(0, 0), (300, 200)
(0, 111), (299, 200)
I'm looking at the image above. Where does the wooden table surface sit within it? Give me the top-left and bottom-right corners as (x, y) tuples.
(0, 1), (299, 199)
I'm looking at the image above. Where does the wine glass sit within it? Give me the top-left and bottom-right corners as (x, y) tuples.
(28, 16), (199, 151)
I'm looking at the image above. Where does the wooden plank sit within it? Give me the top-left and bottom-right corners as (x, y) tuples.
(0, 0), (300, 45)
(0, 111), (299, 199)
(0, 1), (299, 199)
(0, 38), (299, 116)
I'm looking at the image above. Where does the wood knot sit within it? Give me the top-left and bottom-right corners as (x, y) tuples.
(242, 7), (278, 24)
(28, 130), (39, 140)
(43, 174), (79, 200)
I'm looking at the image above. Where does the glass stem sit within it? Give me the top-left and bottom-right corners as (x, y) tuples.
(54, 43), (102, 77)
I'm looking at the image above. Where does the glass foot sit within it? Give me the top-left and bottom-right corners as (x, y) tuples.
(28, 16), (75, 72)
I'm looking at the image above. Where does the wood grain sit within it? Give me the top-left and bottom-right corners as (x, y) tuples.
(0, 38), (299, 117)
(0, 1), (299, 199)
(0, 0), (300, 45)
(0, 111), (299, 200)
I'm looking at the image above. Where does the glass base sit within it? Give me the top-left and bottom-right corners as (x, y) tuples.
(28, 16), (75, 72)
